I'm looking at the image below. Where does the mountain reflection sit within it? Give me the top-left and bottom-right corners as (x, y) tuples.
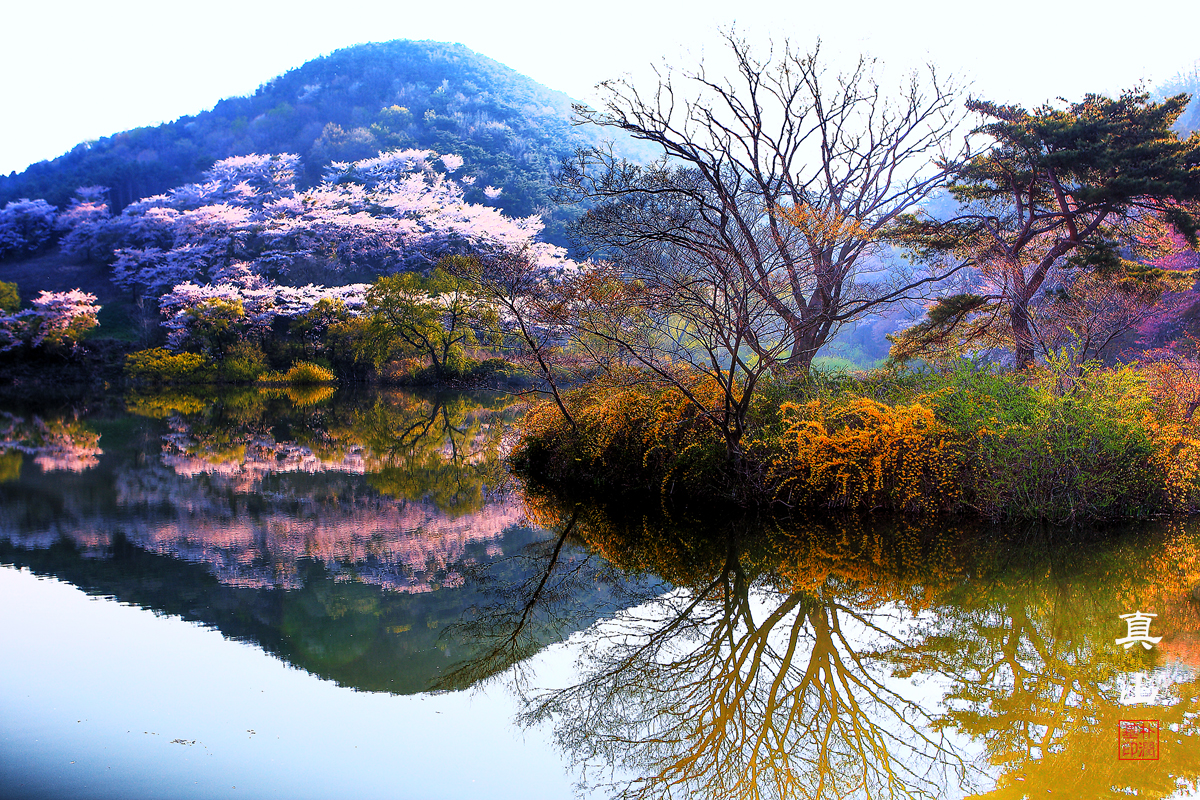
(0, 389), (612, 694)
(471, 492), (1200, 800)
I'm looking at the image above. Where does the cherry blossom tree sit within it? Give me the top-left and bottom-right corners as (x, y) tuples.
(53, 149), (578, 357)
(57, 187), (111, 260)
(158, 279), (369, 351)
(75, 149), (575, 301)
(0, 199), (58, 259)
(0, 290), (100, 353)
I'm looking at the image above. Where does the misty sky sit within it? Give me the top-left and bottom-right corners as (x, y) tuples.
(1, 0), (1197, 176)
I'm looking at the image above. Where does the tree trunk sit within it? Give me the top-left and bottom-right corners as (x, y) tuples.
(1011, 303), (1035, 370)
(785, 327), (823, 373)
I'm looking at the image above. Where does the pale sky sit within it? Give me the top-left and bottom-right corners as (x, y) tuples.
(1, 0), (1198, 176)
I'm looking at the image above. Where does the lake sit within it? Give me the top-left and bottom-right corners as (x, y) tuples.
(2, 387), (1199, 799)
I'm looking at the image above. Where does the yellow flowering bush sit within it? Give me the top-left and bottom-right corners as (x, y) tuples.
(767, 397), (960, 514)
(512, 376), (729, 499)
(514, 361), (1200, 522)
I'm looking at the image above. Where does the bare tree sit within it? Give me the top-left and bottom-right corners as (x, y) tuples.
(520, 532), (971, 800)
(559, 33), (965, 374)
(560, 249), (793, 461)
(446, 249), (583, 431)
(1028, 268), (1193, 364)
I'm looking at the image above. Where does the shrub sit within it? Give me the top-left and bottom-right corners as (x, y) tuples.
(766, 397), (960, 515)
(279, 362), (337, 384)
(125, 348), (214, 384)
(515, 362), (1200, 522)
(513, 378), (729, 498)
(219, 342), (269, 382)
(0, 281), (18, 314)
(926, 364), (1160, 521)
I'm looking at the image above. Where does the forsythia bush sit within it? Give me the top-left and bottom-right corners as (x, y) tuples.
(125, 348), (214, 384)
(1146, 418), (1200, 513)
(768, 398), (959, 514)
(256, 362), (337, 385)
(1142, 359), (1200, 513)
(284, 362), (337, 384)
(513, 377), (729, 498)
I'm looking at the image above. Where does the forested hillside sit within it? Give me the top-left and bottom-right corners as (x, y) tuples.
(0, 40), (636, 247)
(1160, 64), (1200, 133)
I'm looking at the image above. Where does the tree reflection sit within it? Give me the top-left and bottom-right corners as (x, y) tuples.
(125, 386), (515, 516)
(453, 493), (975, 799)
(881, 525), (1200, 799)
(0, 410), (102, 472)
(341, 391), (509, 516)
(456, 489), (1200, 800)
(436, 497), (664, 692)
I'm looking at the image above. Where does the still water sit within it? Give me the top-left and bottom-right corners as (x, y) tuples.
(1, 387), (1199, 799)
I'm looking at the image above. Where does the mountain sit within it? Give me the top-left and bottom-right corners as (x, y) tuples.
(0, 40), (641, 248)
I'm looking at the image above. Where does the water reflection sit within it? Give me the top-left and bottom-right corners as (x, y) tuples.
(4, 388), (520, 593)
(0, 388), (595, 694)
(3, 392), (1200, 798)
(127, 385), (510, 516)
(0, 410), (102, 474)
(468, 491), (1200, 799)
(880, 522), (1200, 798)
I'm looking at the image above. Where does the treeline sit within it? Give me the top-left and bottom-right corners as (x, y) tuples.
(1, 148), (578, 389)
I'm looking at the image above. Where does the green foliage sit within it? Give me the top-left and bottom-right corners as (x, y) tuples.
(0, 450), (21, 483)
(887, 294), (999, 364)
(124, 348), (214, 384)
(959, 91), (1200, 211)
(306, 314), (384, 380)
(181, 297), (247, 358)
(923, 363), (1160, 520)
(365, 267), (496, 381)
(809, 356), (857, 374)
(219, 341), (269, 382)
(0, 281), (18, 313)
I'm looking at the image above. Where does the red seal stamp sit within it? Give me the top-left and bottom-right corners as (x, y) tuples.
(1118, 719), (1160, 760)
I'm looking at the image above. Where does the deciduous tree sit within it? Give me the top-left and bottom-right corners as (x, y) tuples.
(364, 267), (497, 379)
(559, 34), (965, 374)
